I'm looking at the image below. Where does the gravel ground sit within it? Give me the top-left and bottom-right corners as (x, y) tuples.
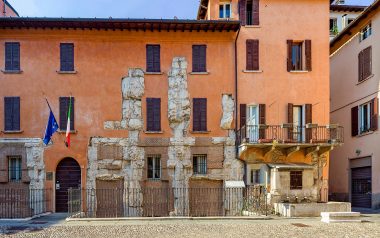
(1, 219), (380, 238)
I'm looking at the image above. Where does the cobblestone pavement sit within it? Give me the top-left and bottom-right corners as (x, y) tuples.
(1, 215), (380, 238)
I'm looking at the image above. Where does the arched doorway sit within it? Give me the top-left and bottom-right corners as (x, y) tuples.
(55, 157), (81, 212)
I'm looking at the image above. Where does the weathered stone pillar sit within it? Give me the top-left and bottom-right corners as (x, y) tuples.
(167, 57), (194, 216)
(311, 152), (328, 202)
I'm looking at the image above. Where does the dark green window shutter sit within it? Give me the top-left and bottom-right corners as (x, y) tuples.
(4, 97), (20, 131)
(60, 43), (74, 72)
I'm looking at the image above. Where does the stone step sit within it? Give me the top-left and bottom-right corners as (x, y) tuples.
(321, 212), (362, 223)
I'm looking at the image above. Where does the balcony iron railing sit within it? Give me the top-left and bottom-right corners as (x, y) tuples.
(237, 124), (344, 145)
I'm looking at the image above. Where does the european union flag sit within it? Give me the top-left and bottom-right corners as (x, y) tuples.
(43, 102), (59, 145)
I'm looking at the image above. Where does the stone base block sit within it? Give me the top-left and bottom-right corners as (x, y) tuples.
(274, 202), (351, 217)
(321, 212), (362, 223)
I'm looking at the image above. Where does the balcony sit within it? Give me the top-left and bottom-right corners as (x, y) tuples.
(236, 124), (344, 160)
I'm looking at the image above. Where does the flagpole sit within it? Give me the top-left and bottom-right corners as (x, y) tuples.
(45, 97), (53, 111)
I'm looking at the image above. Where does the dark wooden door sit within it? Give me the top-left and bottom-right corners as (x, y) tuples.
(55, 158), (81, 212)
(351, 166), (372, 208)
(96, 179), (124, 218)
(189, 180), (224, 217)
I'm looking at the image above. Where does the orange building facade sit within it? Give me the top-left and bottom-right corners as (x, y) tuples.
(0, 0), (340, 216)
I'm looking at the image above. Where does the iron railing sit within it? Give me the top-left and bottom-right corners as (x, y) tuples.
(237, 125), (344, 145)
(68, 186), (269, 218)
(0, 189), (53, 219)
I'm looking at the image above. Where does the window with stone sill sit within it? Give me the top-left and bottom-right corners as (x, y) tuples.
(360, 23), (372, 42)
(219, 2), (231, 19)
(147, 155), (161, 180)
(193, 154), (207, 175)
(8, 156), (22, 182)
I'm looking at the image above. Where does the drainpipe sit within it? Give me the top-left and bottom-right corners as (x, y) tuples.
(234, 25), (242, 181)
(3, 0), (6, 16)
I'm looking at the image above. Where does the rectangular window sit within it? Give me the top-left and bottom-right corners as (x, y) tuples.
(287, 40), (312, 72)
(60, 43), (74, 72)
(219, 2), (231, 18)
(246, 39), (259, 70)
(358, 46), (372, 82)
(192, 45), (207, 72)
(250, 169), (260, 184)
(8, 156), (22, 182)
(291, 42), (303, 71)
(290, 171), (302, 190)
(147, 155), (161, 180)
(245, 0), (259, 26)
(4, 97), (20, 131)
(359, 102), (371, 134)
(59, 97), (75, 130)
(146, 98), (161, 132)
(193, 98), (207, 132)
(5, 42), (20, 71)
(330, 18), (338, 35)
(193, 154), (207, 175)
(360, 23), (372, 42)
(146, 45), (161, 72)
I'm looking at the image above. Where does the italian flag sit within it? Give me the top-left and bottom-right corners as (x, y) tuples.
(65, 97), (72, 148)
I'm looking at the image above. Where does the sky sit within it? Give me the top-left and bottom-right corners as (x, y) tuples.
(7, 0), (201, 19)
(7, 0), (377, 19)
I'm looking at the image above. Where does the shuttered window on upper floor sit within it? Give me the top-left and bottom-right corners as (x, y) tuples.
(4, 97), (20, 131)
(146, 98), (161, 132)
(60, 43), (74, 72)
(240, 0), (259, 26)
(287, 40), (312, 72)
(246, 39), (259, 70)
(192, 45), (207, 73)
(193, 98), (207, 132)
(5, 42), (20, 71)
(358, 46), (372, 82)
(351, 98), (378, 137)
(59, 97), (75, 130)
(146, 45), (161, 72)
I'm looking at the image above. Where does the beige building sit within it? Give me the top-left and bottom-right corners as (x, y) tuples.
(330, 0), (380, 209)
(330, 2), (366, 41)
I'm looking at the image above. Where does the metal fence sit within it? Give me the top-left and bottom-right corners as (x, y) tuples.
(237, 125), (344, 145)
(0, 189), (53, 219)
(68, 186), (270, 218)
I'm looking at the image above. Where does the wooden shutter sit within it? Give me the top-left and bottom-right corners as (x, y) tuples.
(259, 104), (266, 139)
(288, 103), (294, 124)
(252, 0), (260, 26)
(305, 40), (312, 71)
(287, 40), (293, 72)
(4, 97), (20, 131)
(11, 43), (20, 71)
(305, 104), (312, 124)
(5, 42), (20, 71)
(363, 46), (372, 80)
(246, 40), (254, 70)
(146, 98), (161, 131)
(192, 45), (200, 72)
(305, 104), (313, 142)
(5, 42), (12, 70)
(351, 106), (359, 137)
(358, 51), (363, 82)
(287, 103), (294, 140)
(193, 98), (207, 131)
(370, 98), (379, 131)
(146, 45), (160, 72)
(192, 45), (207, 72)
(60, 43), (74, 71)
(239, 0), (247, 26)
(153, 45), (161, 72)
(240, 104), (247, 128)
(146, 45), (154, 72)
(60, 97), (75, 130)
(252, 40), (259, 70)
(199, 45), (206, 72)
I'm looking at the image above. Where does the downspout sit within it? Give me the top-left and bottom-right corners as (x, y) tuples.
(234, 25), (243, 182)
(3, 0), (6, 16)
(234, 26), (241, 150)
